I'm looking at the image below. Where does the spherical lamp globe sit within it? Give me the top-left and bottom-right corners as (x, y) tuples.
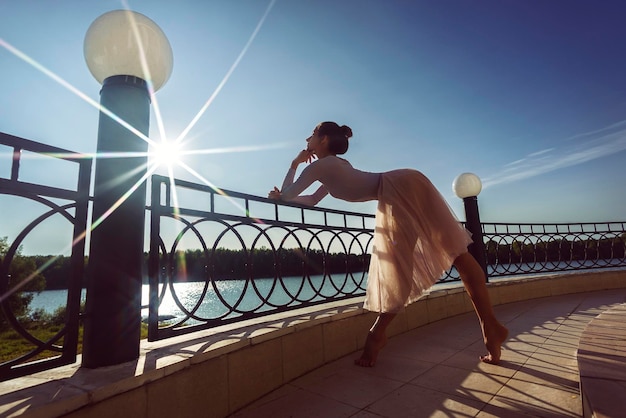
(84, 10), (173, 92)
(453, 173), (482, 199)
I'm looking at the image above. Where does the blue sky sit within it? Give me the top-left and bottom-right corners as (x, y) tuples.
(1, 0), (626, 255)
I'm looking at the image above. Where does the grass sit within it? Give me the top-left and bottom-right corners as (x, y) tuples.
(0, 323), (149, 364)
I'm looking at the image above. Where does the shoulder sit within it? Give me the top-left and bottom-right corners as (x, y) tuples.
(317, 155), (352, 167)
(302, 156), (352, 178)
(299, 159), (325, 179)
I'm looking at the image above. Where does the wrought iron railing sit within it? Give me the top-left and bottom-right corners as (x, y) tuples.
(147, 175), (383, 340)
(0, 132), (91, 381)
(2, 131), (625, 376)
(147, 175), (626, 341)
(483, 222), (626, 277)
(149, 176), (626, 340)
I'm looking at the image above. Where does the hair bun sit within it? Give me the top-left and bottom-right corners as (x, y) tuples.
(341, 125), (353, 139)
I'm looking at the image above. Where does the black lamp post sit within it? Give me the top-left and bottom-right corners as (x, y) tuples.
(81, 10), (172, 368)
(453, 173), (489, 282)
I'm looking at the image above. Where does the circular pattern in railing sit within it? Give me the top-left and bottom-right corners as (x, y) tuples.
(152, 214), (373, 330)
(146, 178), (625, 341)
(0, 193), (81, 367)
(483, 223), (626, 277)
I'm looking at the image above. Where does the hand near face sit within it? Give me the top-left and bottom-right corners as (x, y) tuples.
(293, 149), (315, 166)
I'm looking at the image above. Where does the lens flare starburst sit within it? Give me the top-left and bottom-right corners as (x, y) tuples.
(0, 0), (279, 303)
(150, 140), (183, 168)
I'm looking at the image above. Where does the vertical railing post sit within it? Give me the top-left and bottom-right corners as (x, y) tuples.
(10, 147), (21, 181)
(147, 176), (163, 341)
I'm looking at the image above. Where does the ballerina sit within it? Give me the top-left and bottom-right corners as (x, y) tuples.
(269, 121), (508, 366)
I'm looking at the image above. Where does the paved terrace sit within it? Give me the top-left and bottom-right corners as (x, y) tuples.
(232, 287), (626, 418)
(1, 270), (625, 418)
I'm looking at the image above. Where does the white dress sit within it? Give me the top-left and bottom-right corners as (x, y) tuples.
(365, 169), (472, 313)
(280, 156), (473, 313)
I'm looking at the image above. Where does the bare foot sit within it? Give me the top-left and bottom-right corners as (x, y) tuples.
(354, 331), (387, 367)
(480, 322), (509, 364)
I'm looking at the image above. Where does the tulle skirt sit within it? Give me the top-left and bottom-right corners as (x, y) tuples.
(364, 169), (473, 313)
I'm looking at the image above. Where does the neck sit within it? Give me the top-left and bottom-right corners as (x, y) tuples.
(316, 150), (334, 159)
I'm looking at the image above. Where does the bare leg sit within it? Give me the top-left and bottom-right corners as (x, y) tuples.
(355, 312), (396, 367)
(454, 252), (508, 364)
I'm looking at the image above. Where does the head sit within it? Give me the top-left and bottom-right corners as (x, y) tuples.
(307, 121), (353, 156)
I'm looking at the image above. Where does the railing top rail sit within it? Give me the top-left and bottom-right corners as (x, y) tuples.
(0, 178), (86, 201)
(0, 132), (93, 200)
(151, 174), (376, 228)
(152, 174), (375, 218)
(483, 222), (626, 237)
(483, 221), (626, 227)
(1, 131), (92, 199)
(0, 131), (91, 165)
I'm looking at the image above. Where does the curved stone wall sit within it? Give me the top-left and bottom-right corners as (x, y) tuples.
(1, 269), (624, 418)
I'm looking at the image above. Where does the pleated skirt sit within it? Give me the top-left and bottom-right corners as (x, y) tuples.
(364, 169), (473, 313)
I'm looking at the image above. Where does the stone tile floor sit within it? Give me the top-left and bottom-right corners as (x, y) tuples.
(230, 288), (626, 418)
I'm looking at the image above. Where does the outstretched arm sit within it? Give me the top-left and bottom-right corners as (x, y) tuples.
(270, 185), (328, 206)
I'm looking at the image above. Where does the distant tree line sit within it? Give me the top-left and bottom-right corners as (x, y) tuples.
(485, 233), (626, 264)
(3, 233), (625, 292)
(156, 248), (370, 282)
(6, 247), (371, 291)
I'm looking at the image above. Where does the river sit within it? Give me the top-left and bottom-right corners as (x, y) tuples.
(28, 274), (367, 320)
(28, 260), (625, 321)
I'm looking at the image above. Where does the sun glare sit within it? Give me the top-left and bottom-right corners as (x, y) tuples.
(0, 0), (279, 251)
(151, 140), (183, 168)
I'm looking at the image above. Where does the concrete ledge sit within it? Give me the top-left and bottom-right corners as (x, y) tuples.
(578, 302), (626, 418)
(1, 268), (625, 418)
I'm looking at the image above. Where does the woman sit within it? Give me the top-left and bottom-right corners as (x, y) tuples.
(269, 121), (508, 366)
